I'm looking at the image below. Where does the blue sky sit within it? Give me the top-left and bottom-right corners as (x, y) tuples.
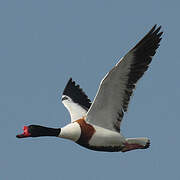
(0, 0), (179, 179)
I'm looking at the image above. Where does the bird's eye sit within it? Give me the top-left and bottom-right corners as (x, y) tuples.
(62, 96), (69, 101)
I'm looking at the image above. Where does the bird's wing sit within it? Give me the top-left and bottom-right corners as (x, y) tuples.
(86, 25), (163, 132)
(62, 78), (91, 122)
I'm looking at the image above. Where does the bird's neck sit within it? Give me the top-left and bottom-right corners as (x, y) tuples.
(39, 126), (61, 137)
(32, 125), (61, 137)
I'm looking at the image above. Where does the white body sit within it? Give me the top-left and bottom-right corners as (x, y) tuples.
(59, 122), (125, 148)
(89, 124), (125, 147)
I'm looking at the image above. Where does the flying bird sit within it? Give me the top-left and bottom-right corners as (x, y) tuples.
(16, 25), (163, 152)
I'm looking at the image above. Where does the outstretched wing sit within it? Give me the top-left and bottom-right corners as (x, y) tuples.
(86, 25), (163, 132)
(62, 78), (91, 122)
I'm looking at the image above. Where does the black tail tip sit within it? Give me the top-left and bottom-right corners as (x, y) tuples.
(144, 139), (150, 149)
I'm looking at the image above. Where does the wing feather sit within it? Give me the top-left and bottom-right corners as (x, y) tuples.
(62, 78), (91, 122)
(86, 25), (163, 132)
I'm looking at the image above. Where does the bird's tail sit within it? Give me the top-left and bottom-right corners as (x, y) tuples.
(122, 137), (150, 152)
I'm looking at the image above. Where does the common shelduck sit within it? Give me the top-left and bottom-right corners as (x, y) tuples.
(16, 25), (163, 152)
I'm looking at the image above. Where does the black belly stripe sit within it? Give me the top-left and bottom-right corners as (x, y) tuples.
(80, 144), (124, 152)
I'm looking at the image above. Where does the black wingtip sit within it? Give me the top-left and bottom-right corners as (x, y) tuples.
(148, 24), (157, 34)
(62, 78), (91, 109)
(148, 24), (163, 35)
(152, 24), (157, 29)
(154, 25), (161, 34)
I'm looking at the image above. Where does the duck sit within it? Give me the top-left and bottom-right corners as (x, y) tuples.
(16, 25), (163, 152)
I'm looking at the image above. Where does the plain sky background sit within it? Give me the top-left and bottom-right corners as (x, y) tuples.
(0, 0), (179, 179)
